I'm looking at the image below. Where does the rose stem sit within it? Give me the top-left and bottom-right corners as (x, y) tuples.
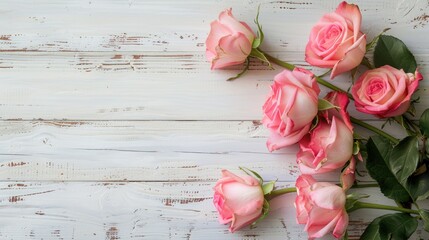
(261, 50), (399, 144)
(263, 51), (353, 99)
(349, 183), (379, 188)
(265, 187), (296, 201)
(350, 201), (420, 215)
(350, 117), (399, 144)
(264, 183), (379, 201)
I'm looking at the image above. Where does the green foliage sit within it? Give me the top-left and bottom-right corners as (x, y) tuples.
(419, 109), (429, 137)
(374, 35), (417, 73)
(360, 213), (418, 240)
(419, 209), (429, 232)
(366, 136), (411, 202)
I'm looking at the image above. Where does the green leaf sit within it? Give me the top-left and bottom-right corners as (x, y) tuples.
(249, 48), (270, 66)
(389, 136), (419, 184)
(360, 213), (418, 240)
(318, 98), (338, 111)
(374, 35), (417, 73)
(407, 171), (429, 201)
(419, 109), (429, 137)
(262, 181), (275, 195)
(419, 209), (429, 232)
(365, 136), (411, 202)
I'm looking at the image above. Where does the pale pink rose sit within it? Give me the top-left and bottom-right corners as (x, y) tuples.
(206, 8), (255, 69)
(297, 92), (353, 174)
(295, 175), (349, 239)
(262, 68), (320, 152)
(213, 169), (264, 232)
(305, 1), (366, 79)
(352, 65), (423, 118)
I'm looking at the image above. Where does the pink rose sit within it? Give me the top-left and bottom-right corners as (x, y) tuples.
(340, 156), (358, 191)
(206, 8), (255, 69)
(305, 1), (366, 79)
(352, 65), (423, 118)
(262, 68), (320, 152)
(213, 169), (264, 232)
(295, 175), (349, 239)
(297, 92), (353, 174)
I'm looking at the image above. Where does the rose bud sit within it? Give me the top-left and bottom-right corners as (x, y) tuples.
(295, 175), (349, 239)
(352, 65), (423, 118)
(213, 169), (264, 232)
(305, 1), (366, 79)
(206, 8), (255, 69)
(262, 68), (320, 152)
(297, 92), (354, 174)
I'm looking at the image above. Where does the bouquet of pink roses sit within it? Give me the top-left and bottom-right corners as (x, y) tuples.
(207, 2), (429, 239)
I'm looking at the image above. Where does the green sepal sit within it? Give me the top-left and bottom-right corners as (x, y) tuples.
(251, 198), (270, 226)
(239, 166), (263, 185)
(262, 181), (275, 195)
(353, 141), (360, 155)
(227, 58), (250, 81)
(318, 98), (338, 111)
(310, 115), (319, 132)
(249, 48), (271, 67)
(252, 5), (264, 49)
(345, 193), (370, 212)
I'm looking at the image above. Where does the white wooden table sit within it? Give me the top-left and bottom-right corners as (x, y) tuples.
(1, 0), (429, 239)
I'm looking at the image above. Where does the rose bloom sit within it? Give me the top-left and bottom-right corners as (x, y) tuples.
(297, 92), (353, 174)
(295, 175), (348, 239)
(206, 8), (255, 69)
(352, 65), (423, 118)
(262, 68), (320, 152)
(305, 1), (366, 79)
(213, 169), (264, 232)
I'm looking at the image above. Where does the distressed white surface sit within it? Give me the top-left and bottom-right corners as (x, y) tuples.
(0, 0), (429, 239)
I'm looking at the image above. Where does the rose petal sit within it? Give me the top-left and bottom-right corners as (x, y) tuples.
(331, 34), (366, 78)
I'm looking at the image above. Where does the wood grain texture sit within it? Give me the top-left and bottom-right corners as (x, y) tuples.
(0, 181), (428, 240)
(2, 120), (401, 182)
(1, 0), (429, 239)
(0, 51), (427, 120)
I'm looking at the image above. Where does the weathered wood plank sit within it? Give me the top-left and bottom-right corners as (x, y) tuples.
(0, 120), (407, 182)
(0, 52), (427, 121)
(0, 0), (427, 53)
(0, 181), (427, 240)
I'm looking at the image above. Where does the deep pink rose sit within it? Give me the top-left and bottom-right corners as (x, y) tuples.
(262, 68), (320, 152)
(295, 175), (349, 239)
(206, 8), (255, 69)
(352, 65), (423, 118)
(297, 92), (353, 174)
(305, 1), (366, 79)
(213, 169), (264, 232)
